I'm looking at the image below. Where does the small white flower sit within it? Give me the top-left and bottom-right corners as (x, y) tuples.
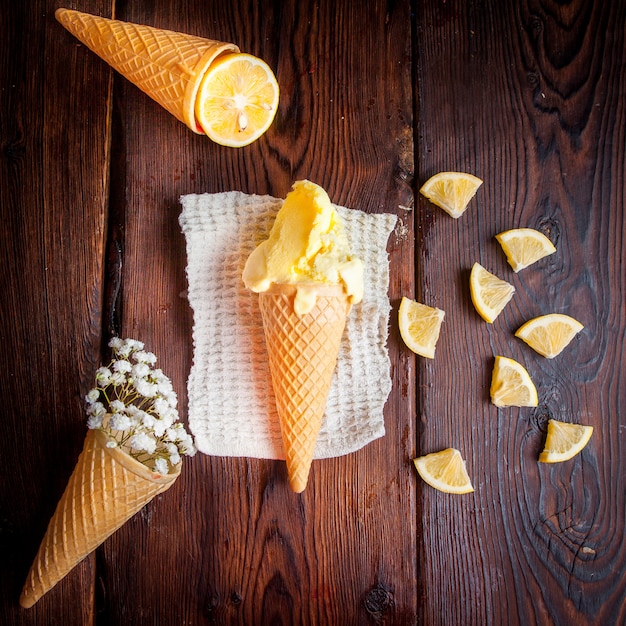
(87, 402), (106, 418)
(152, 419), (168, 437)
(113, 338), (143, 358)
(106, 440), (118, 448)
(160, 410), (177, 429)
(133, 350), (157, 365)
(115, 344), (132, 358)
(165, 427), (179, 442)
(127, 339), (145, 351)
(110, 399), (126, 413)
(109, 414), (132, 431)
(153, 397), (169, 416)
(152, 457), (169, 475)
(108, 337), (124, 350)
(156, 377), (174, 395)
(132, 362), (150, 379)
(179, 438), (197, 456)
(130, 432), (157, 454)
(162, 390), (178, 408)
(141, 412), (157, 429)
(112, 359), (132, 373)
(168, 452), (181, 466)
(85, 388), (100, 404)
(95, 367), (112, 384)
(87, 414), (103, 429)
(134, 378), (158, 398)
(110, 371), (127, 386)
(152, 368), (166, 380)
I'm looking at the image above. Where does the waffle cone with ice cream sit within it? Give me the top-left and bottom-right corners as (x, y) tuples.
(243, 181), (364, 492)
(20, 429), (180, 608)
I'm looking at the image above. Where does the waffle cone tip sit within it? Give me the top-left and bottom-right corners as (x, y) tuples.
(288, 472), (309, 494)
(259, 285), (350, 493)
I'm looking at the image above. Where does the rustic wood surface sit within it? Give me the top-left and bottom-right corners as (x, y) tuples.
(0, 1), (624, 624)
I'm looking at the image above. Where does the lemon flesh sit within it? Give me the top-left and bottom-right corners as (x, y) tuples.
(195, 53), (279, 147)
(419, 171), (483, 218)
(539, 419), (593, 463)
(495, 228), (556, 272)
(470, 262), (515, 323)
(490, 356), (538, 407)
(414, 448), (474, 494)
(515, 313), (584, 358)
(398, 297), (445, 358)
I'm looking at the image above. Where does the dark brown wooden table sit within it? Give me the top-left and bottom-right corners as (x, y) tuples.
(1, 1), (624, 624)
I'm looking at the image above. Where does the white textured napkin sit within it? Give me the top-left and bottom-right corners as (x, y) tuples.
(179, 191), (397, 460)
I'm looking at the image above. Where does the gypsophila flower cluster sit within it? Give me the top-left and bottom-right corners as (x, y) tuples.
(85, 337), (196, 475)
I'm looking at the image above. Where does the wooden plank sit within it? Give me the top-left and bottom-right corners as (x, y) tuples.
(0, 1), (113, 623)
(97, 0), (416, 623)
(4, 1), (623, 624)
(416, 1), (626, 624)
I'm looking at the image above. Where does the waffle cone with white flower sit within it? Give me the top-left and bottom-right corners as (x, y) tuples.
(20, 338), (196, 609)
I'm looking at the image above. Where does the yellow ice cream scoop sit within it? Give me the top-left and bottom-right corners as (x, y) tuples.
(243, 180), (364, 315)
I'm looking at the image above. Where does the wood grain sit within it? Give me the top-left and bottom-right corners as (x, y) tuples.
(0, 0), (624, 624)
(416, 1), (626, 625)
(95, 0), (415, 624)
(0, 1), (113, 624)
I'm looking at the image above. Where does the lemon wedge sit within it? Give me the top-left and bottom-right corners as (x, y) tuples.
(539, 419), (593, 463)
(398, 297), (445, 358)
(195, 53), (279, 147)
(515, 313), (584, 358)
(419, 172), (483, 218)
(490, 356), (538, 407)
(469, 262), (515, 323)
(414, 448), (474, 494)
(495, 228), (556, 272)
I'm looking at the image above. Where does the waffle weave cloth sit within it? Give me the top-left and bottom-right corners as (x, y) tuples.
(179, 190), (397, 459)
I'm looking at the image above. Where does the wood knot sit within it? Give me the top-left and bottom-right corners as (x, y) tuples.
(527, 71), (540, 87)
(203, 593), (220, 617)
(363, 585), (394, 617)
(2, 137), (26, 163)
(530, 16), (543, 37)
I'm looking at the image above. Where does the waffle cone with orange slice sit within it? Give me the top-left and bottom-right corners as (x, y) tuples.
(20, 429), (180, 608)
(259, 284), (350, 493)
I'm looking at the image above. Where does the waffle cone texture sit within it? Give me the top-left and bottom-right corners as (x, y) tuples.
(20, 429), (180, 608)
(55, 8), (239, 132)
(258, 284), (350, 493)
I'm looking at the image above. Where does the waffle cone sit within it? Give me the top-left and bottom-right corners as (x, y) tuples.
(55, 8), (239, 132)
(20, 429), (180, 608)
(258, 284), (350, 493)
